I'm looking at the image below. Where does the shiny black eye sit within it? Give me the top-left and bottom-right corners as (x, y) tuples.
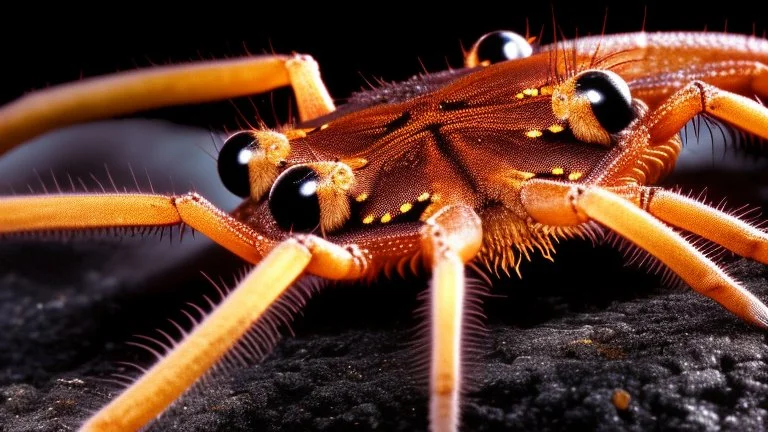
(470, 31), (533, 66)
(268, 165), (321, 232)
(575, 70), (635, 134)
(218, 131), (256, 198)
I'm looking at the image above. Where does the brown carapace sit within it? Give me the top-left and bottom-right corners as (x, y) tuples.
(3, 29), (768, 431)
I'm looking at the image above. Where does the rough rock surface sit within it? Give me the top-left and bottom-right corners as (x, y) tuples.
(2, 236), (767, 432)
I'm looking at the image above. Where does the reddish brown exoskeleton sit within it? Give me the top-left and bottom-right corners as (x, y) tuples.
(2, 29), (768, 432)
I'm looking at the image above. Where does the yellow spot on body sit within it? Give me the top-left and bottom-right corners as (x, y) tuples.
(380, 213), (392, 223)
(363, 215), (374, 224)
(539, 86), (554, 95)
(417, 192), (431, 202)
(320, 124), (329, 130)
(568, 172), (583, 181)
(523, 88), (539, 96)
(355, 193), (368, 202)
(526, 130), (543, 138)
(515, 92), (525, 99)
(551, 167), (564, 175)
(400, 203), (413, 213)
(548, 124), (565, 133)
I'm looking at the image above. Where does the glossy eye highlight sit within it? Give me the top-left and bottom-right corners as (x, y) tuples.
(551, 69), (637, 146)
(465, 31), (533, 67)
(217, 131), (256, 198)
(268, 165), (322, 232)
(575, 70), (635, 134)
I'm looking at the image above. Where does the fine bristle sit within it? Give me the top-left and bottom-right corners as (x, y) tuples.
(94, 271), (328, 428)
(409, 271), (492, 405)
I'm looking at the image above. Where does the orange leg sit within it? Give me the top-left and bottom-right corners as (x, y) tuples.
(421, 205), (483, 432)
(285, 55), (336, 123)
(0, 193), (273, 264)
(627, 74), (768, 265)
(576, 187), (768, 328)
(0, 54), (334, 154)
(642, 78), (768, 148)
(79, 235), (365, 432)
(645, 189), (768, 264)
(521, 179), (768, 328)
(0, 192), (371, 281)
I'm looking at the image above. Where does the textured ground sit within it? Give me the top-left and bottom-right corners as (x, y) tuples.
(1, 236), (768, 432)
(2, 120), (768, 432)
